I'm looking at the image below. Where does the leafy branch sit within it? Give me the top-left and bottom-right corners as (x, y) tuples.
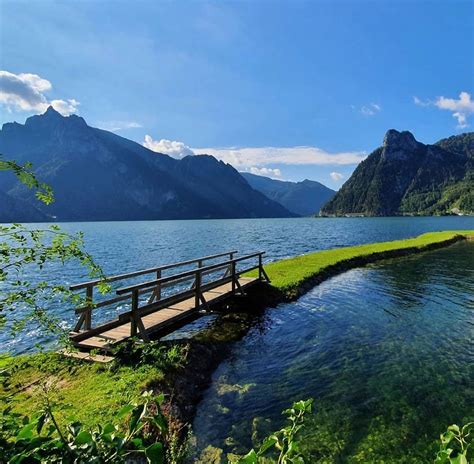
(0, 157), (54, 205)
(0, 155), (110, 343)
(232, 399), (313, 464)
(435, 422), (473, 464)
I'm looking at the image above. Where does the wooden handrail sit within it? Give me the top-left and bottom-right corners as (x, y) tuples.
(69, 250), (237, 290)
(71, 250), (266, 334)
(73, 261), (251, 315)
(115, 252), (265, 295)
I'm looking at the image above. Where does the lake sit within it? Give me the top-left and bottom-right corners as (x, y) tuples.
(192, 240), (474, 462)
(1, 216), (473, 354)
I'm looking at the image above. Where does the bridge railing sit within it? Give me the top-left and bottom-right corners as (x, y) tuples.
(70, 250), (237, 333)
(113, 252), (268, 339)
(70, 251), (268, 337)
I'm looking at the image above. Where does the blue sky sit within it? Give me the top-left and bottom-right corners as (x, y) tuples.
(0, 0), (472, 188)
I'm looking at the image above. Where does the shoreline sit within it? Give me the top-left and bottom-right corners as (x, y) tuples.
(252, 230), (473, 301)
(158, 230), (474, 432)
(2, 230), (473, 446)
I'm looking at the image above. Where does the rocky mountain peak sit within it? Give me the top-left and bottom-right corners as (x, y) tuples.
(44, 105), (62, 117)
(382, 129), (422, 160)
(24, 106), (88, 130)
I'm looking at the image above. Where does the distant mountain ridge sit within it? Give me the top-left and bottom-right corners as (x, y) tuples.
(241, 172), (335, 216)
(321, 130), (473, 216)
(0, 107), (295, 221)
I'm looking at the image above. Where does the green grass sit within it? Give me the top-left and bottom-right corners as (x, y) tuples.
(250, 230), (474, 297)
(0, 344), (186, 430)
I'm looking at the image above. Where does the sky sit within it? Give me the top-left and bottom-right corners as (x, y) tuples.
(0, 0), (472, 188)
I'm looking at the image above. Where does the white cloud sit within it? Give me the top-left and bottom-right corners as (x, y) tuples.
(143, 135), (194, 159)
(193, 146), (366, 167)
(49, 99), (80, 116)
(143, 136), (366, 168)
(0, 70), (80, 115)
(360, 103), (381, 116)
(98, 121), (142, 132)
(413, 96), (430, 107)
(247, 166), (282, 178)
(330, 172), (344, 181)
(414, 91), (474, 128)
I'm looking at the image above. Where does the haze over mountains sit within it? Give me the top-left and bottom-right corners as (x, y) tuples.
(0, 107), (298, 222)
(322, 130), (473, 216)
(241, 172), (335, 216)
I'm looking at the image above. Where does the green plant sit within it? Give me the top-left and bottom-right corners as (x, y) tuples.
(435, 422), (473, 464)
(0, 158), (54, 205)
(112, 339), (188, 371)
(232, 399), (313, 464)
(0, 389), (167, 463)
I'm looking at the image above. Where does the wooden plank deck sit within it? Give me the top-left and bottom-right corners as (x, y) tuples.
(71, 276), (258, 351)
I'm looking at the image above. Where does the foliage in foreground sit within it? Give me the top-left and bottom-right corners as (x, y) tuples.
(0, 390), (167, 463)
(1, 363), (472, 464)
(231, 399), (313, 464)
(0, 155), (110, 343)
(435, 422), (473, 464)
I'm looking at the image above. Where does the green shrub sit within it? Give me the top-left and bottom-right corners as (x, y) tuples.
(0, 390), (166, 463)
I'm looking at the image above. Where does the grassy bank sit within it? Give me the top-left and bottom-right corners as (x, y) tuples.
(2, 230), (473, 450)
(252, 230), (474, 299)
(0, 343), (187, 430)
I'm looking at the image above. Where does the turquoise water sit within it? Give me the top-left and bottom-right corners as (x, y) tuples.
(2, 216), (473, 461)
(2, 216), (473, 355)
(192, 241), (474, 462)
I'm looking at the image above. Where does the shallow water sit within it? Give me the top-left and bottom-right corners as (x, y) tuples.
(192, 242), (474, 462)
(2, 216), (473, 354)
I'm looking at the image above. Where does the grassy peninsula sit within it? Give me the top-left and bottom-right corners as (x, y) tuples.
(251, 230), (474, 299)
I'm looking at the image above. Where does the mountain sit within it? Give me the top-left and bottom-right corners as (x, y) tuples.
(0, 107), (294, 221)
(241, 172), (335, 216)
(321, 130), (473, 216)
(0, 190), (49, 223)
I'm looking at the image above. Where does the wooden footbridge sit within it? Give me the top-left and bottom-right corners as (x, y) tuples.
(68, 251), (269, 353)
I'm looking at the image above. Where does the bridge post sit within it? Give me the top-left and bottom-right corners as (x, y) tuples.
(194, 270), (201, 309)
(84, 285), (93, 330)
(232, 260), (236, 294)
(156, 269), (161, 301)
(130, 289), (138, 337)
(258, 254), (263, 281)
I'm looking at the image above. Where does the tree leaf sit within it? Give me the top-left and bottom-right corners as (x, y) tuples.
(236, 449), (258, 463)
(75, 430), (93, 445)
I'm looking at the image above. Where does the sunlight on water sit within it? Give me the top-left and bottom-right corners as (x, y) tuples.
(1, 216), (473, 354)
